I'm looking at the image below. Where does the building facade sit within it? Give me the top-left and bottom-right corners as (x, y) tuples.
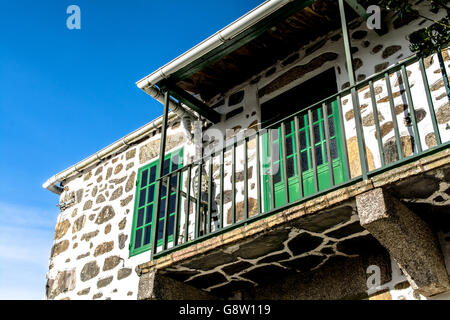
(44, 0), (450, 300)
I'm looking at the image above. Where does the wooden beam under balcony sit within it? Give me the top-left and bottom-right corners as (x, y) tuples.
(160, 80), (222, 123)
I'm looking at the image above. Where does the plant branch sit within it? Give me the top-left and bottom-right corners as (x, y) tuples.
(430, 0), (450, 11)
(416, 13), (450, 29)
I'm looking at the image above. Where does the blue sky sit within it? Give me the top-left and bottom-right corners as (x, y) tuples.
(0, 0), (262, 299)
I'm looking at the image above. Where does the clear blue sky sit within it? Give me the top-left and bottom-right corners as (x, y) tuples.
(0, 0), (263, 299)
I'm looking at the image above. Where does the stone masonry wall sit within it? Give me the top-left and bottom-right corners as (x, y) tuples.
(46, 119), (196, 300)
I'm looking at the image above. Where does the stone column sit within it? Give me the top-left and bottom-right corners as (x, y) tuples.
(356, 188), (450, 297)
(137, 270), (216, 300)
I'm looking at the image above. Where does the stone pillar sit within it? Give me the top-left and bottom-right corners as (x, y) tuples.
(356, 188), (450, 297)
(137, 270), (216, 300)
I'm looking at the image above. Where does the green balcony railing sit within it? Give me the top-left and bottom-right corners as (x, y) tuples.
(146, 50), (450, 260)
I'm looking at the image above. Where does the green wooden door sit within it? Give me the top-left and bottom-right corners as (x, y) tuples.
(262, 100), (347, 211)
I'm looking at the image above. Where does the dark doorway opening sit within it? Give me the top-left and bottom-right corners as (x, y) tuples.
(260, 67), (338, 127)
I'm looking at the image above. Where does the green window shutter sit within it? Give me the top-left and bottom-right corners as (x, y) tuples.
(129, 147), (183, 257)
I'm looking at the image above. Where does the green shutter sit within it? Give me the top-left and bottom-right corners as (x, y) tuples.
(129, 148), (183, 257)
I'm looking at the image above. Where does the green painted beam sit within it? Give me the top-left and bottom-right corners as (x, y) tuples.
(161, 81), (222, 123)
(344, 0), (370, 21)
(344, 0), (388, 36)
(166, 0), (315, 84)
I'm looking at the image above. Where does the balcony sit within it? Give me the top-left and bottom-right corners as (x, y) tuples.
(136, 50), (450, 299)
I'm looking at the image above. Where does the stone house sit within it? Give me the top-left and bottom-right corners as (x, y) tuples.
(44, 0), (450, 300)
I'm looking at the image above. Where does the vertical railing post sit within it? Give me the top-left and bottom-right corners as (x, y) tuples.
(195, 161), (202, 238)
(419, 58), (442, 145)
(369, 81), (386, 166)
(385, 73), (403, 161)
(231, 139), (236, 224)
(337, 96), (351, 180)
(207, 155), (213, 234)
(437, 51), (450, 103)
(255, 132), (262, 215)
(293, 116), (304, 198)
(338, 0), (368, 179)
(280, 122), (290, 204)
(308, 109), (319, 193)
(219, 148), (224, 229)
(151, 90), (170, 258)
(162, 176), (171, 250)
(184, 165), (192, 243)
(322, 103), (335, 187)
(400, 65), (422, 154)
(268, 129), (276, 210)
(173, 170), (181, 246)
(243, 138), (249, 220)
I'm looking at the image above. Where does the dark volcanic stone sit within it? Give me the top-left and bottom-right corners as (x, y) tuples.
(280, 254), (326, 272)
(352, 58), (362, 71)
(80, 261), (100, 282)
(118, 233), (128, 249)
(97, 276), (113, 289)
(240, 265), (294, 284)
(211, 99), (225, 109)
(222, 261), (253, 276)
(336, 234), (382, 256)
(257, 252), (291, 264)
(371, 45), (383, 54)
(330, 34), (341, 42)
(117, 268), (132, 280)
(225, 106), (244, 120)
(287, 233), (323, 256)
(394, 14), (417, 29)
(228, 90), (244, 106)
(182, 251), (235, 271)
(95, 206), (115, 225)
(293, 205), (353, 233)
(382, 136), (414, 164)
(374, 62), (389, 73)
(305, 38), (327, 56)
(233, 228), (290, 259)
(103, 255), (120, 271)
(320, 247), (335, 255)
(352, 30), (367, 40)
(162, 269), (200, 283)
(185, 272), (227, 289)
(382, 45), (401, 59)
(325, 221), (365, 239)
(282, 53), (299, 66)
(265, 67), (277, 78)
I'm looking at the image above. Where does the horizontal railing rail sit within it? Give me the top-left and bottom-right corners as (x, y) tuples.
(148, 49), (450, 259)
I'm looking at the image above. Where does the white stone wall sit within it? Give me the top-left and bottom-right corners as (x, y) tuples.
(46, 120), (196, 300)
